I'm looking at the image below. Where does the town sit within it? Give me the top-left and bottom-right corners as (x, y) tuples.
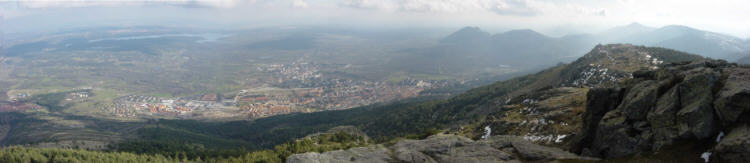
(107, 62), (453, 119)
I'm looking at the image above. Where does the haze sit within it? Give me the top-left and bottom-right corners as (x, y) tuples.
(2, 0), (750, 38)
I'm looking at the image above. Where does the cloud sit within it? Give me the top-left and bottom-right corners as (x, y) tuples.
(0, 0), (247, 9)
(340, 0), (400, 11)
(488, 0), (538, 16)
(338, 0), (610, 17)
(292, 0), (309, 8)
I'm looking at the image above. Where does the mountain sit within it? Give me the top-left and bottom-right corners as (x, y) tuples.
(421, 23), (747, 74)
(422, 27), (592, 72)
(439, 26), (491, 44)
(601, 24), (748, 60)
(599, 22), (656, 42)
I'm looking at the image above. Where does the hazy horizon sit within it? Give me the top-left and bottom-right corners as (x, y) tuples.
(2, 0), (749, 38)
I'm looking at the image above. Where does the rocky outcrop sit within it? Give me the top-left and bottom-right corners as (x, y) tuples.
(559, 44), (704, 87)
(569, 87), (623, 154)
(713, 67), (750, 126)
(392, 134), (515, 163)
(482, 135), (597, 161)
(714, 125), (750, 162)
(287, 134), (596, 163)
(286, 146), (393, 163)
(572, 59), (750, 162)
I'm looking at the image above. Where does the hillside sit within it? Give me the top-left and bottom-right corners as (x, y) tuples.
(0, 44), (724, 162)
(108, 44), (702, 151)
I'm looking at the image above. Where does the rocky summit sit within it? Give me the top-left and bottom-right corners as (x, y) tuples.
(571, 59), (750, 162)
(286, 45), (722, 162)
(287, 134), (598, 163)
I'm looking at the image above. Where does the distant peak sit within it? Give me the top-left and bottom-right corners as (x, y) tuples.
(457, 26), (483, 32)
(625, 22), (646, 27)
(451, 26), (490, 36)
(661, 25), (693, 29)
(440, 26), (491, 43)
(504, 29), (540, 34)
(606, 22), (654, 33)
(496, 29), (548, 39)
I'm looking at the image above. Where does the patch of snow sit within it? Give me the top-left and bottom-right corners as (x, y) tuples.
(523, 134), (569, 144)
(651, 58), (663, 65)
(716, 132), (725, 142)
(522, 99), (537, 104)
(555, 135), (568, 143)
(701, 152), (711, 163)
(481, 126), (492, 140)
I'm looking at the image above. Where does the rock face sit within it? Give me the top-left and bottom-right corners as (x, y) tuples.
(482, 135), (597, 161)
(713, 68), (750, 126)
(569, 88), (623, 154)
(392, 134), (515, 163)
(287, 134), (596, 163)
(714, 125), (750, 162)
(571, 59), (750, 162)
(286, 146), (393, 163)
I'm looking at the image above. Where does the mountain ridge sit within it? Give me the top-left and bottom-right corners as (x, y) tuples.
(441, 23), (748, 63)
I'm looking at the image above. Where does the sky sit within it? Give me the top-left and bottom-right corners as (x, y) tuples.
(1, 0), (749, 38)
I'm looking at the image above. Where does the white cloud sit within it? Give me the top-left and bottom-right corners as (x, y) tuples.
(0, 0), (246, 9)
(1, 0), (749, 38)
(292, 0), (309, 8)
(337, 0), (609, 17)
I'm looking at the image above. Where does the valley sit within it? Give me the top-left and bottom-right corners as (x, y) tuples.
(1, 25), (749, 163)
(3, 0), (750, 162)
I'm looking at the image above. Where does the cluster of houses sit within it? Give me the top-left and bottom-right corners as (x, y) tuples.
(110, 94), (226, 118)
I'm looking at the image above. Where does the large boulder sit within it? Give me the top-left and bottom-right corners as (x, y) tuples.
(714, 68), (750, 126)
(289, 134), (599, 163)
(647, 86), (682, 150)
(583, 77), (677, 158)
(675, 68), (719, 139)
(483, 135), (598, 161)
(588, 110), (647, 158)
(573, 60), (734, 159)
(714, 125), (750, 163)
(569, 88), (623, 153)
(286, 146), (393, 163)
(391, 134), (517, 163)
(619, 80), (660, 121)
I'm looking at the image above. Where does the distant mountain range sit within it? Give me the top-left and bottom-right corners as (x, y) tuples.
(424, 26), (593, 72)
(438, 23), (749, 67)
(598, 23), (748, 60)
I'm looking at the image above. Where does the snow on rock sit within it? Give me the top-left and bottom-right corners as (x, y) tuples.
(554, 135), (567, 143)
(716, 131), (725, 142)
(701, 152), (711, 163)
(522, 99), (537, 104)
(481, 126), (492, 140)
(523, 134), (569, 144)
